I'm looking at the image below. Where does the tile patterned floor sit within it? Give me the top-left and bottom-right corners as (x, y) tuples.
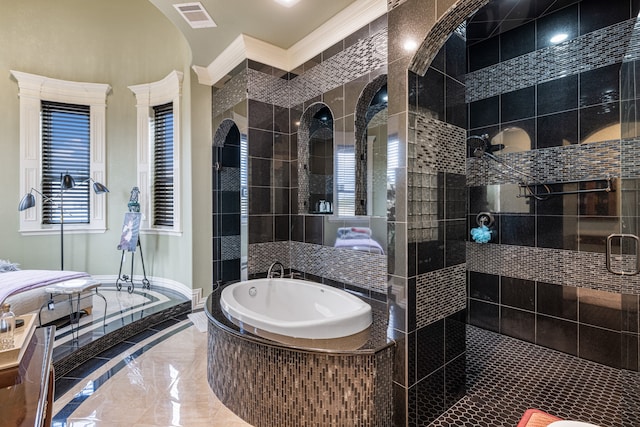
(51, 284), (187, 360)
(50, 287), (639, 426)
(431, 326), (640, 427)
(51, 285), (251, 427)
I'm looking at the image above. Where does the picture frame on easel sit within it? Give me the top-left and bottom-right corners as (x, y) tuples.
(117, 212), (141, 252)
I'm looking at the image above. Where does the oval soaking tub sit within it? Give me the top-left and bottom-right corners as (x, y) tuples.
(220, 278), (372, 345)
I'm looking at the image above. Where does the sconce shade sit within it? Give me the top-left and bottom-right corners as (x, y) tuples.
(61, 174), (76, 190)
(18, 193), (36, 211)
(92, 181), (109, 194)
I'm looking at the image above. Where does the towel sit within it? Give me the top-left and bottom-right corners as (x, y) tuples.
(517, 409), (561, 427)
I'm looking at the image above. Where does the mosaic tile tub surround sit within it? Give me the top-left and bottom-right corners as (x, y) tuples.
(205, 288), (395, 426)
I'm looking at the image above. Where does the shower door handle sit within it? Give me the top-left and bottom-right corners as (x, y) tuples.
(606, 234), (640, 275)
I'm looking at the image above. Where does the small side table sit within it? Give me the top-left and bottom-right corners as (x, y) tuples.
(39, 279), (107, 341)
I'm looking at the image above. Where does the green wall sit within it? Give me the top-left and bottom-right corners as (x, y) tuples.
(0, 0), (209, 293)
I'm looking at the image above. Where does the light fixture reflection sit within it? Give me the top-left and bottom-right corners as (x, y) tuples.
(274, 0), (301, 7)
(403, 39), (418, 52)
(550, 33), (568, 44)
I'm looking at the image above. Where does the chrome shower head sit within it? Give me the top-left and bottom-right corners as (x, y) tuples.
(467, 134), (489, 158)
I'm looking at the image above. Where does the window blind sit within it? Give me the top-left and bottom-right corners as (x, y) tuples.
(387, 138), (399, 185)
(153, 102), (174, 227)
(41, 101), (91, 224)
(240, 134), (249, 223)
(336, 145), (355, 216)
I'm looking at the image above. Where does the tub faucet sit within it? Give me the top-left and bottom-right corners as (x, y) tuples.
(267, 261), (284, 278)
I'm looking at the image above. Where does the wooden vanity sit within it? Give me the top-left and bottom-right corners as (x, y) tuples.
(0, 326), (55, 426)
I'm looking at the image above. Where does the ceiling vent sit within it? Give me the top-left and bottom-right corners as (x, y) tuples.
(173, 2), (216, 29)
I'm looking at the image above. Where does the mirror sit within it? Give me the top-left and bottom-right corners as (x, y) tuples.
(212, 118), (247, 284)
(309, 105), (334, 214)
(353, 75), (388, 217)
(298, 103), (334, 215)
(364, 85), (388, 217)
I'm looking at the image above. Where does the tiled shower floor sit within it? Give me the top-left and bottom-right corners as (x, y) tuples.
(431, 326), (640, 426)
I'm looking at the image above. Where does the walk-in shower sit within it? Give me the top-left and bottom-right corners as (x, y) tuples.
(467, 134), (552, 200)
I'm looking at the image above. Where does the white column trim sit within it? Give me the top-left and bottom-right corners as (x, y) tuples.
(128, 71), (183, 233)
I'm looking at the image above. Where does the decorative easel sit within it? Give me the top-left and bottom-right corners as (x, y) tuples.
(115, 187), (150, 293)
(116, 238), (150, 293)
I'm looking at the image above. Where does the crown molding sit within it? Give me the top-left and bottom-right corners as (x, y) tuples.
(128, 70), (184, 104)
(10, 70), (112, 105)
(287, 0), (387, 67)
(193, 0), (387, 86)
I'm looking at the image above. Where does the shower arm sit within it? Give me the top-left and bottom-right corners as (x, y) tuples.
(480, 151), (552, 201)
(488, 153), (615, 199)
(468, 135), (614, 200)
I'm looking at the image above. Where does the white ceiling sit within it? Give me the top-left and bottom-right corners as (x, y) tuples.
(150, 0), (364, 69)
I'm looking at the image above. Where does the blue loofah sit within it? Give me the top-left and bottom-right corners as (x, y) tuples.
(470, 225), (492, 243)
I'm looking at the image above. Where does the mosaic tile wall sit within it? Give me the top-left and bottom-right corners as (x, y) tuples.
(464, 0), (640, 371)
(408, 0), (489, 76)
(466, 19), (638, 103)
(240, 17), (390, 297)
(466, 263), (640, 371)
(296, 103), (325, 215)
(247, 67), (289, 108)
(248, 241), (387, 296)
(290, 241), (387, 294)
(247, 241), (291, 275)
(411, 115), (466, 176)
(622, 138), (640, 178)
(212, 119), (242, 284)
(408, 115), (466, 243)
(354, 74), (387, 215)
(288, 29), (387, 108)
(212, 68), (248, 119)
(467, 139), (621, 186)
(467, 242), (640, 295)
(238, 28), (388, 110)
(416, 264), (466, 329)
(208, 321), (395, 427)
(391, 0), (471, 422)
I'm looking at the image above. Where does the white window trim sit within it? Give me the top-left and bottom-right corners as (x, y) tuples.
(12, 70), (111, 235)
(128, 71), (183, 236)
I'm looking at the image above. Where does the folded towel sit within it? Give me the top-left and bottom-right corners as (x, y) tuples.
(337, 227), (372, 238)
(517, 409), (561, 427)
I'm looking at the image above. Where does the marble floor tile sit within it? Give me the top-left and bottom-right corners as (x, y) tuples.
(54, 320), (252, 426)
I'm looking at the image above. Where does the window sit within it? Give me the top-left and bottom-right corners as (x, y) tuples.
(12, 70), (110, 234)
(152, 102), (174, 227)
(129, 71), (183, 234)
(240, 134), (249, 222)
(336, 144), (356, 216)
(41, 101), (91, 224)
(387, 137), (399, 186)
